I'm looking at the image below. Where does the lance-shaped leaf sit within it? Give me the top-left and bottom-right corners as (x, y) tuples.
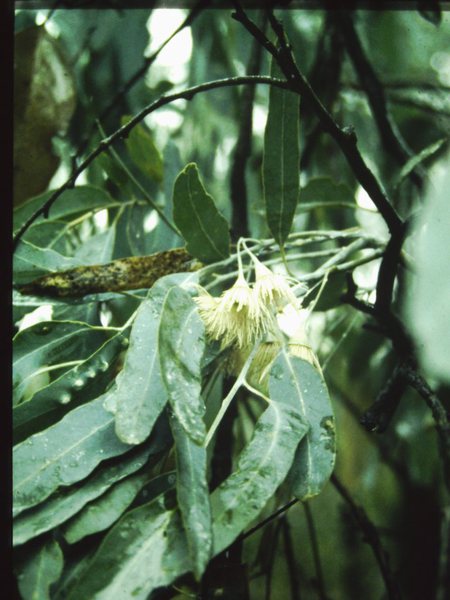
(173, 163), (230, 263)
(61, 471), (176, 545)
(65, 500), (191, 600)
(159, 285), (206, 445)
(105, 273), (197, 445)
(270, 352), (336, 500)
(210, 401), (308, 555)
(16, 538), (64, 600)
(170, 416), (212, 580)
(13, 320), (110, 406)
(13, 442), (163, 546)
(14, 330), (126, 443)
(263, 59), (300, 247)
(13, 396), (132, 517)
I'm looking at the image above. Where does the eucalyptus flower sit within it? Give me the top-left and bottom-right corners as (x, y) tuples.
(252, 257), (298, 310)
(194, 274), (270, 349)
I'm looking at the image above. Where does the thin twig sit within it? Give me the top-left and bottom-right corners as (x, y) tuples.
(241, 498), (299, 542)
(331, 474), (402, 600)
(281, 518), (302, 600)
(13, 75), (290, 251)
(303, 502), (328, 600)
(264, 520), (283, 600)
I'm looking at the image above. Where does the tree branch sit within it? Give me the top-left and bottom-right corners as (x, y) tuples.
(334, 11), (424, 188)
(13, 75), (290, 251)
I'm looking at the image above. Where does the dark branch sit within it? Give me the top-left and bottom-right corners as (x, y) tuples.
(331, 474), (403, 600)
(241, 498), (299, 541)
(360, 362), (408, 433)
(13, 75), (290, 251)
(335, 11), (424, 189)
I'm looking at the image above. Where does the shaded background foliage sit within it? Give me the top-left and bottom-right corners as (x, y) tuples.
(12, 3), (450, 600)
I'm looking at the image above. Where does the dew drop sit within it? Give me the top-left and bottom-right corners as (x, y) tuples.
(86, 368), (96, 379)
(73, 378), (85, 389)
(59, 392), (71, 404)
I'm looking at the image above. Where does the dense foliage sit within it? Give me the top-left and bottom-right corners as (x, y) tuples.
(13, 5), (450, 600)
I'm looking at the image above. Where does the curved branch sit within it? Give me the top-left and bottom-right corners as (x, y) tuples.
(13, 75), (290, 251)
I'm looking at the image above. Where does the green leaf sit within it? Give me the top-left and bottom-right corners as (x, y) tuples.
(405, 156), (450, 383)
(13, 396), (132, 517)
(270, 352), (336, 500)
(13, 186), (118, 233)
(263, 59), (300, 247)
(61, 470), (175, 545)
(13, 443), (159, 546)
(16, 538), (64, 600)
(170, 417), (212, 579)
(13, 240), (82, 285)
(13, 320), (112, 406)
(159, 285), (206, 445)
(172, 163), (230, 263)
(210, 400), (308, 555)
(122, 116), (163, 183)
(105, 273), (199, 444)
(13, 330), (126, 443)
(65, 500), (191, 600)
(105, 277), (188, 445)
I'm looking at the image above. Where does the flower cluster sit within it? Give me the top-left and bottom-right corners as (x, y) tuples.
(195, 249), (320, 390)
(195, 256), (295, 351)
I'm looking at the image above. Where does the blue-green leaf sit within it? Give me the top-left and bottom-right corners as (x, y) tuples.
(16, 538), (64, 600)
(13, 320), (112, 407)
(172, 163), (230, 263)
(65, 500), (191, 600)
(13, 329), (125, 439)
(13, 397), (132, 517)
(159, 285), (206, 445)
(13, 443), (158, 546)
(210, 401), (308, 555)
(263, 59), (300, 247)
(105, 273), (198, 445)
(170, 417), (211, 579)
(61, 471), (175, 545)
(270, 352), (336, 500)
